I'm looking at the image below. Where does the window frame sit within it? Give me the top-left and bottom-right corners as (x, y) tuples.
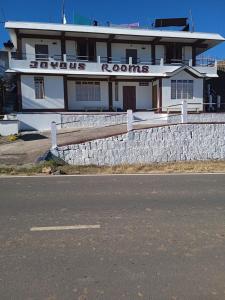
(171, 79), (194, 100)
(75, 81), (101, 102)
(34, 77), (45, 99)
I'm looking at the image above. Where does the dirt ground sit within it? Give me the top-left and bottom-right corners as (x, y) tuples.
(0, 125), (130, 165)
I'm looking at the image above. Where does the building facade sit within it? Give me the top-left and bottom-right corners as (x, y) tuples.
(5, 21), (224, 113)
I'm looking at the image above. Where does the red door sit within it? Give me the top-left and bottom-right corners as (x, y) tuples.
(123, 86), (136, 111)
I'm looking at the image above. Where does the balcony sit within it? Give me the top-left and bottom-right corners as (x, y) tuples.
(8, 52), (217, 77)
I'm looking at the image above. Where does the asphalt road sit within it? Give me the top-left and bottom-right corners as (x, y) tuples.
(0, 174), (225, 300)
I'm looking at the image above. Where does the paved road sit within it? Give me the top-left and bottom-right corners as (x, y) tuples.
(0, 174), (225, 300)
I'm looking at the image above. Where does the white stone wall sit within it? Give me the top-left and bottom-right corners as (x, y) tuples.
(61, 113), (127, 128)
(168, 113), (225, 124)
(52, 124), (225, 165)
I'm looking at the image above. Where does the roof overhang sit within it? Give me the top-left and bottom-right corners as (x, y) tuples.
(5, 21), (225, 54)
(166, 65), (205, 78)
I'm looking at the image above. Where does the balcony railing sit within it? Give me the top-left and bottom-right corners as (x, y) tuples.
(10, 52), (217, 67)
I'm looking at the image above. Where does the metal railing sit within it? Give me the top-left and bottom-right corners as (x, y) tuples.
(10, 52), (216, 67)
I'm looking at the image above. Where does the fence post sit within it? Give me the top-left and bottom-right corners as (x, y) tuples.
(127, 110), (133, 132)
(181, 100), (188, 124)
(160, 58), (164, 66)
(51, 121), (57, 149)
(129, 57), (132, 64)
(97, 56), (101, 64)
(217, 95), (221, 110)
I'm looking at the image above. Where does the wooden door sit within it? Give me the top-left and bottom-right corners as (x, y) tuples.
(152, 84), (158, 109)
(123, 86), (136, 111)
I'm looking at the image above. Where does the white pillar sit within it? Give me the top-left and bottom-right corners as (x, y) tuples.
(63, 54), (67, 62)
(97, 56), (101, 64)
(129, 57), (132, 64)
(51, 121), (57, 149)
(160, 58), (164, 66)
(181, 100), (188, 123)
(189, 59), (193, 67)
(209, 95), (213, 110)
(217, 95), (221, 110)
(127, 110), (133, 132)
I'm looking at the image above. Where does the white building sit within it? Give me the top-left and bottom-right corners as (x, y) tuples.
(4, 21), (224, 114)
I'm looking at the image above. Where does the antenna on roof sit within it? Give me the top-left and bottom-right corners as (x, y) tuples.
(189, 9), (195, 32)
(62, 0), (67, 24)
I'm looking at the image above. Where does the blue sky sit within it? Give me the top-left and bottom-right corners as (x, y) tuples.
(0, 0), (225, 58)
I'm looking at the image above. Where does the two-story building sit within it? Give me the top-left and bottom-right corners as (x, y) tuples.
(5, 21), (224, 114)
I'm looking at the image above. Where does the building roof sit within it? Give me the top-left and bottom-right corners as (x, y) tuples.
(5, 21), (224, 53)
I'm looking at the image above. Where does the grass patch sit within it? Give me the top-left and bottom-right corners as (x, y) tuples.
(0, 160), (225, 176)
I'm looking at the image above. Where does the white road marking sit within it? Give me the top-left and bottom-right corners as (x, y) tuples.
(30, 225), (101, 232)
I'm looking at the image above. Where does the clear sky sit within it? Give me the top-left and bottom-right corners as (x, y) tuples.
(0, 0), (225, 58)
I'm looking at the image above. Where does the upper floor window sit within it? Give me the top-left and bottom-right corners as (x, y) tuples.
(34, 77), (45, 99)
(166, 44), (183, 64)
(171, 80), (193, 100)
(35, 44), (49, 61)
(76, 39), (96, 62)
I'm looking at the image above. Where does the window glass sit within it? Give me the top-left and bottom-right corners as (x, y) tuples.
(34, 77), (45, 99)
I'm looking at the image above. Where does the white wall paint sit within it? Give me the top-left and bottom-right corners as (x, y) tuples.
(111, 43), (151, 63)
(22, 38), (61, 59)
(183, 46), (192, 61)
(0, 120), (19, 136)
(17, 113), (62, 131)
(67, 81), (109, 110)
(156, 45), (164, 62)
(113, 82), (152, 110)
(21, 75), (65, 109)
(66, 40), (76, 57)
(96, 42), (107, 58)
(162, 70), (203, 111)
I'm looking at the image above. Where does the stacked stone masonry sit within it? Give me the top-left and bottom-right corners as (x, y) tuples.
(61, 113), (127, 128)
(52, 124), (225, 166)
(168, 113), (225, 124)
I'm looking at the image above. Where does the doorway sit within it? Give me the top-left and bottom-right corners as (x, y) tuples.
(126, 49), (138, 64)
(123, 86), (136, 111)
(152, 84), (158, 109)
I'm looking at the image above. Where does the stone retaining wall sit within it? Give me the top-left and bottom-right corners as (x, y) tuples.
(61, 113), (127, 128)
(168, 113), (225, 124)
(52, 123), (225, 166)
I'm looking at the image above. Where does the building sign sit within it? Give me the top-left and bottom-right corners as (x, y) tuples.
(102, 64), (149, 73)
(29, 61), (150, 73)
(29, 61), (86, 70)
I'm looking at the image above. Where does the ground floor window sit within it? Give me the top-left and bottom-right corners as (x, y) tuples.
(34, 77), (45, 99)
(171, 80), (193, 99)
(76, 81), (100, 101)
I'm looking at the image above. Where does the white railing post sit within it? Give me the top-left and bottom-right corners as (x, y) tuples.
(127, 110), (133, 132)
(129, 57), (132, 64)
(63, 54), (67, 62)
(189, 59), (193, 67)
(51, 121), (57, 149)
(97, 56), (101, 64)
(209, 95), (213, 111)
(217, 95), (221, 110)
(160, 58), (164, 66)
(181, 100), (188, 124)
